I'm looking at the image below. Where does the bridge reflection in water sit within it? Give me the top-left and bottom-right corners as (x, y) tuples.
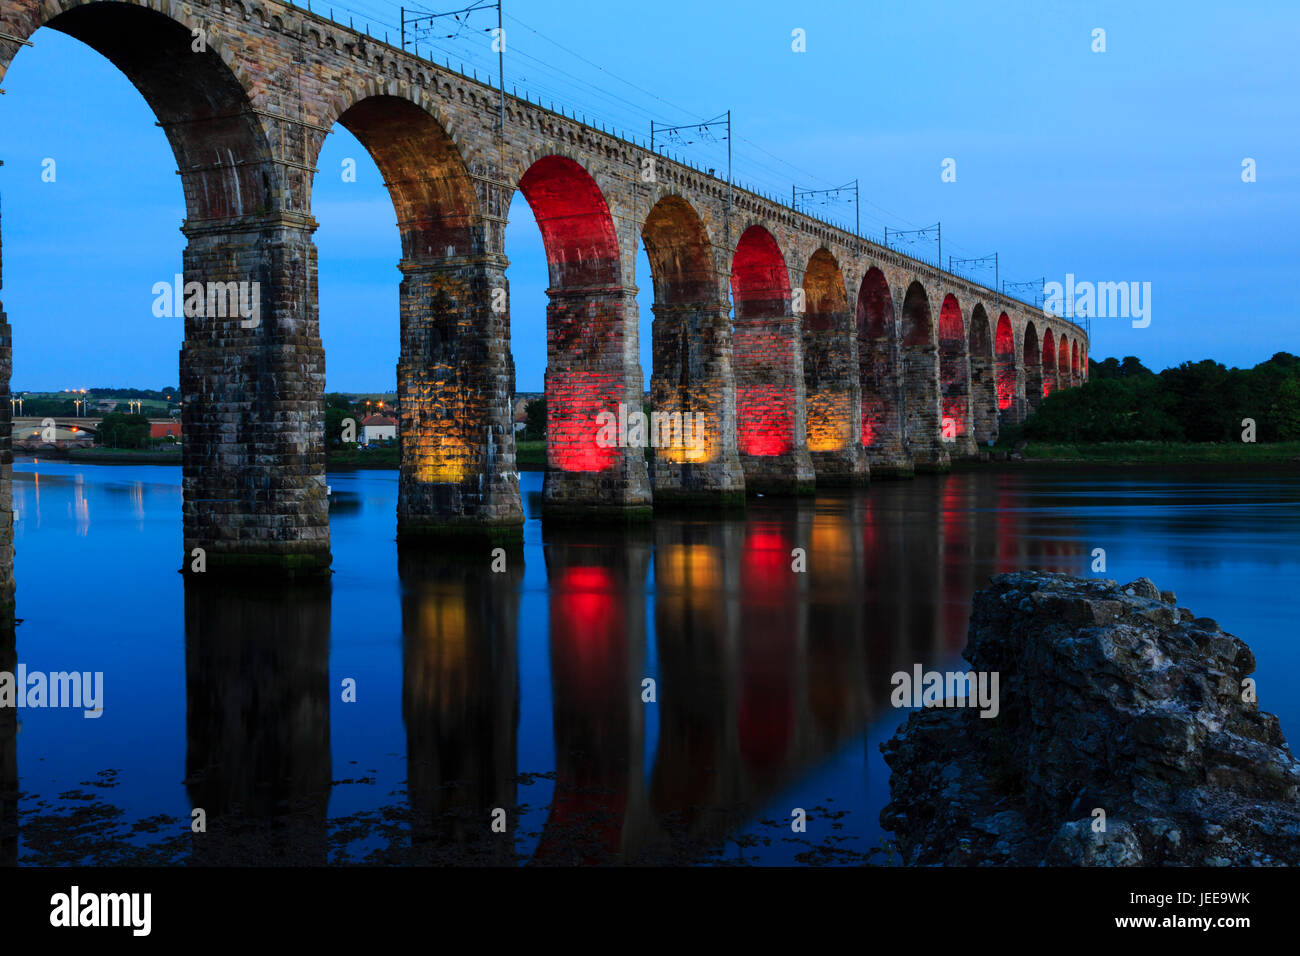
(88, 473), (1075, 865)
(0, 472), (1088, 864)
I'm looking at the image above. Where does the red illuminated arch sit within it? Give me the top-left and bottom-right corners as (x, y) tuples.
(519, 155), (621, 288)
(995, 313), (1016, 410)
(938, 294), (969, 438)
(857, 267), (897, 449)
(732, 225), (794, 457)
(1058, 335), (1071, 386)
(732, 225), (791, 319)
(517, 155), (623, 473)
(1072, 340), (1081, 384)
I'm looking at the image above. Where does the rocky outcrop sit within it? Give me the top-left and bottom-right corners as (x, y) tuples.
(880, 571), (1300, 865)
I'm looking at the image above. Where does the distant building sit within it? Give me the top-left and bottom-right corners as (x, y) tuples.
(151, 421), (182, 440)
(361, 414), (397, 444)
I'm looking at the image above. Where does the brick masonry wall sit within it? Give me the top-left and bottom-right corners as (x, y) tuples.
(802, 303), (867, 485)
(902, 345), (951, 472)
(397, 257), (523, 538)
(648, 301), (746, 505)
(179, 219), (330, 574)
(543, 288), (653, 517)
(733, 311), (816, 493)
(968, 311), (999, 447)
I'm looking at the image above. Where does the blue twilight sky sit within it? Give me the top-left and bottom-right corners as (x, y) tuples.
(0, 0), (1295, 392)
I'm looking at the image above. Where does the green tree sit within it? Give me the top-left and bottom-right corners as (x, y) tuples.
(524, 397), (547, 440)
(1161, 360), (1232, 441)
(1119, 355), (1155, 378)
(97, 412), (152, 449)
(22, 398), (78, 417)
(1271, 378), (1300, 441)
(325, 405), (360, 446)
(1022, 352), (1300, 443)
(1089, 357), (1122, 380)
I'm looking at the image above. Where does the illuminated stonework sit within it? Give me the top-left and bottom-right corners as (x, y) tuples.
(801, 248), (864, 483)
(0, 0), (1088, 573)
(806, 390), (852, 452)
(731, 227), (815, 493)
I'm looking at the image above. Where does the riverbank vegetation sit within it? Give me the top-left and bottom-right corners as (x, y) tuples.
(67, 446), (181, 464)
(1014, 352), (1300, 444)
(517, 440), (545, 469)
(326, 445), (398, 468)
(1007, 440), (1300, 465)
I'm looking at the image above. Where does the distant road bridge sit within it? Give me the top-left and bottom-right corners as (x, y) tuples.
(0, 0), (1088, 582)
(10, 416), (178, 434)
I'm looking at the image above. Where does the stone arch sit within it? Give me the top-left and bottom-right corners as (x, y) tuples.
(802, 249), (848, 333)
(967, 304), (997, 446)
(899, 281), (945, 469)
(513, 155), (649, 515)
(18, 1), (274, 220)
(901, 280), (932, 347)
(641, 195), (717, 305)
(995, 312), (1017, 416)
(1059, 335), (1072, 387)
(312, 81), (475, 211)
(801, 249), (862, 483)
(938, 294), (974, 457)
(730, 226), (813, 491)
(1023, 321), (1044, 411)
(1072, 340), (1082, 385)
(856, 266), (909, 475)
(318, 93), (515, 537)
(639, 194), (743, 502)
(3, 0), (340, 578)
(1042, 327), (1058, 397)
(334, 94), (481, 259)
(519, 155), (621, 289)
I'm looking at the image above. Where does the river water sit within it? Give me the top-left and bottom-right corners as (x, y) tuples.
(3, 461), (1298, 865)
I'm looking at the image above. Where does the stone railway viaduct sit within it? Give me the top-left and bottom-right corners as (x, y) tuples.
(0, 0), (1088, 585)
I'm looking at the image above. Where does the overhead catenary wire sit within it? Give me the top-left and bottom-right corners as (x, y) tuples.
(302, 2), (1049, 304)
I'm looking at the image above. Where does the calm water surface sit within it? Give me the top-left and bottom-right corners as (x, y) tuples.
(3, 461), (1298, 864)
